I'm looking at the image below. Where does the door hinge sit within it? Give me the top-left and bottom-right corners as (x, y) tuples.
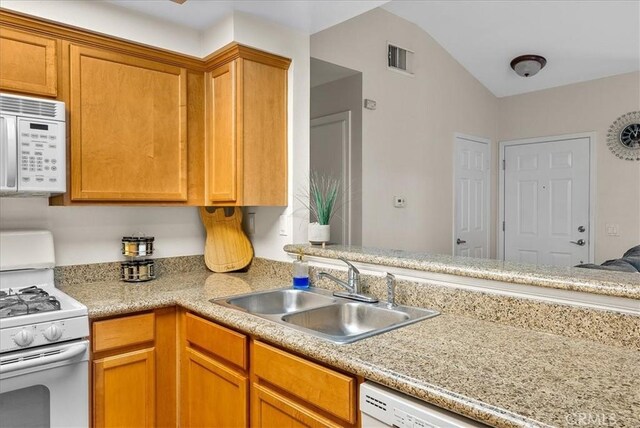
(502, 159), (506, 170)
(502, 221), (505, 231)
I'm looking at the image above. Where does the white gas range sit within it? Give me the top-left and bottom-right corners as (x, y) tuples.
(0, 230), (89, 428)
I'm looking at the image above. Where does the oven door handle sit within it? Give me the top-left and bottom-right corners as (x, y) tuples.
(0, 343), (88, 374)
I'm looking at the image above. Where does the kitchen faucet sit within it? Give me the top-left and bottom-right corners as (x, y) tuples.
(386, 273), (397, 308)
(318, 257), (378, 303)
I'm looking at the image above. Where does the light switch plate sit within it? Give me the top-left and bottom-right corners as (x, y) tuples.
(364, 99), (377, 110)
(605, 223), (619, 236)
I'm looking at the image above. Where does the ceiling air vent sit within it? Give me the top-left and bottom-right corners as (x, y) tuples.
(387, 42), (414, 76)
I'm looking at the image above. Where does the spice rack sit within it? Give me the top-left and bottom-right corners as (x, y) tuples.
(120, 234), (156, 282)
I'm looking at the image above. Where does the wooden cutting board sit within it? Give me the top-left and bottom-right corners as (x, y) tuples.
(199, 207), (253, 272)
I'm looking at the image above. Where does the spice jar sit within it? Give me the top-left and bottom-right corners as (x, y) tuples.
(121, 235), (155, 257)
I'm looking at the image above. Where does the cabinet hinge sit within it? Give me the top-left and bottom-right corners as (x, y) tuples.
(502, 159), (506, 170)
(502, 221), (505, 231)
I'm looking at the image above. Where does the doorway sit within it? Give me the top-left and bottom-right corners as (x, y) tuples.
(453, 134), (491, 258)
(310, 112), (352, 245)
(310, 58), (362, 245)
(499, 133), (595, 266)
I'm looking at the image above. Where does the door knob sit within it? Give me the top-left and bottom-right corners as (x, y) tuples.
(570, 239), (586, 246)
(578, 226), (586, 233)
(456, 238), (466, 245)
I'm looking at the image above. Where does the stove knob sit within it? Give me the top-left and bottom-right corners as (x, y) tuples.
(13, 329), (34, 347)
(43, 324), (63, 342)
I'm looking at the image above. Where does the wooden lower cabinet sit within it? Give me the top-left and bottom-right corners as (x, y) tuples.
(251, 340), (358, 427)
(181, 347), (248, 427)
(251, 382), (343, 428)
(91, 308), (176, 428)
(92, 309), (360, 427)
(93, 348), (156, 427)
(180, 310), (249, 427)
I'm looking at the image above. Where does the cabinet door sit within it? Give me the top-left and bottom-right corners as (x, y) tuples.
(251, 383), (343, 428)
(181, 346), (247, 427)
(207, 61), (238, 203)
(69, 44), (188, 201)
(0, 27), (57, 97)
(93, 348), (155, 428)
(253, 340), (357, 424)
(241, 58), (288, 206)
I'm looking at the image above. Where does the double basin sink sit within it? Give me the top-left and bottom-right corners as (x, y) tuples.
(212, 287), (439, 344)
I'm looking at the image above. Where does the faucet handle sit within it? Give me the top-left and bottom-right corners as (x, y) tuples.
(386, 273), (396, 308)
(338, 257), (360, 275)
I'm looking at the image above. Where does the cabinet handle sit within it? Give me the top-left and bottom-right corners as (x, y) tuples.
(570, 239), (586, 246)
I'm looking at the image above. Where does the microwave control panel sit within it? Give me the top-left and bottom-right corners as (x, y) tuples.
(18, 118), (66, 193)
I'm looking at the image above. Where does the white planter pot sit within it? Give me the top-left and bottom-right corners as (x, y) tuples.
(308, 223), (330, 245)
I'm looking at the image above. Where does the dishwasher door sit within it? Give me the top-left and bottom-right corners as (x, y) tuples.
(360, 381), (485, 428)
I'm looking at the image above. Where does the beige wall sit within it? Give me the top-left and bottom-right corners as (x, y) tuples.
(498, 72), (640, 263)
(311, 7), (639, 263)
(311, 8), (499, 255)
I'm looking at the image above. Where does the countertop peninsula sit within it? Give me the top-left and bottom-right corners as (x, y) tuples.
(60, 261), (640, 428)
(284, 244), (640, 300)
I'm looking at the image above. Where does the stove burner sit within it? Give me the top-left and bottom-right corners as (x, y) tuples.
(0, 286), (61, 318)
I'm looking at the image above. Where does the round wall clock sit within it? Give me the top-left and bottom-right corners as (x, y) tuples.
(607, 111), (640, 161)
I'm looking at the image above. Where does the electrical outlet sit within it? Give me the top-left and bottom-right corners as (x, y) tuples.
(279, 214), (289, 236)
(393, 196), (406, 208)
(247, 212), (255, 236)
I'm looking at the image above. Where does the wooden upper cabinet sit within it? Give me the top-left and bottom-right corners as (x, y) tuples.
(206, 45), (290, 206)
(0, 27), (58, 97)
(68, 44), (188, 201)
(208, 62), (237, 202)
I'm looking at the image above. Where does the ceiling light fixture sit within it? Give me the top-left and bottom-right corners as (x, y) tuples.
(510, 55), (547, 77)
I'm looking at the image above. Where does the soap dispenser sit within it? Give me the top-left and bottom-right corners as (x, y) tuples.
(293, 252), (309, 289)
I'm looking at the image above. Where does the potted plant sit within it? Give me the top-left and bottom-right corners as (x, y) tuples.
(298, 172), (341, 245)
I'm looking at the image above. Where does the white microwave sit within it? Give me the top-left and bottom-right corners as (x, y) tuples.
(0, 93), (66, 196)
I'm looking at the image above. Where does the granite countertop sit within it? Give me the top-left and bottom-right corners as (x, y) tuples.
(60, 265), (640, 428)
(284, 244), (640, 300)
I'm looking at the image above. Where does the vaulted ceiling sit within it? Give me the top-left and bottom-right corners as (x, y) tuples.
(105, 0), (640, 97)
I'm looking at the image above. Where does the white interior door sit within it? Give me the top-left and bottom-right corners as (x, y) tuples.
(503, 137), (590, 266)
(310, 111), (351, 245)
(454, 135), (490, 258)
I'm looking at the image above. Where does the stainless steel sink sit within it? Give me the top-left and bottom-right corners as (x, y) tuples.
(281, 302), (438, 343)
(211, 287), (439, 344)
(282, 302), (409, 336)
(219, 288), (336, 314)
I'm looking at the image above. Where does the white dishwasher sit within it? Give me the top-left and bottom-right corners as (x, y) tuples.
(360, 382), (486, 428)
